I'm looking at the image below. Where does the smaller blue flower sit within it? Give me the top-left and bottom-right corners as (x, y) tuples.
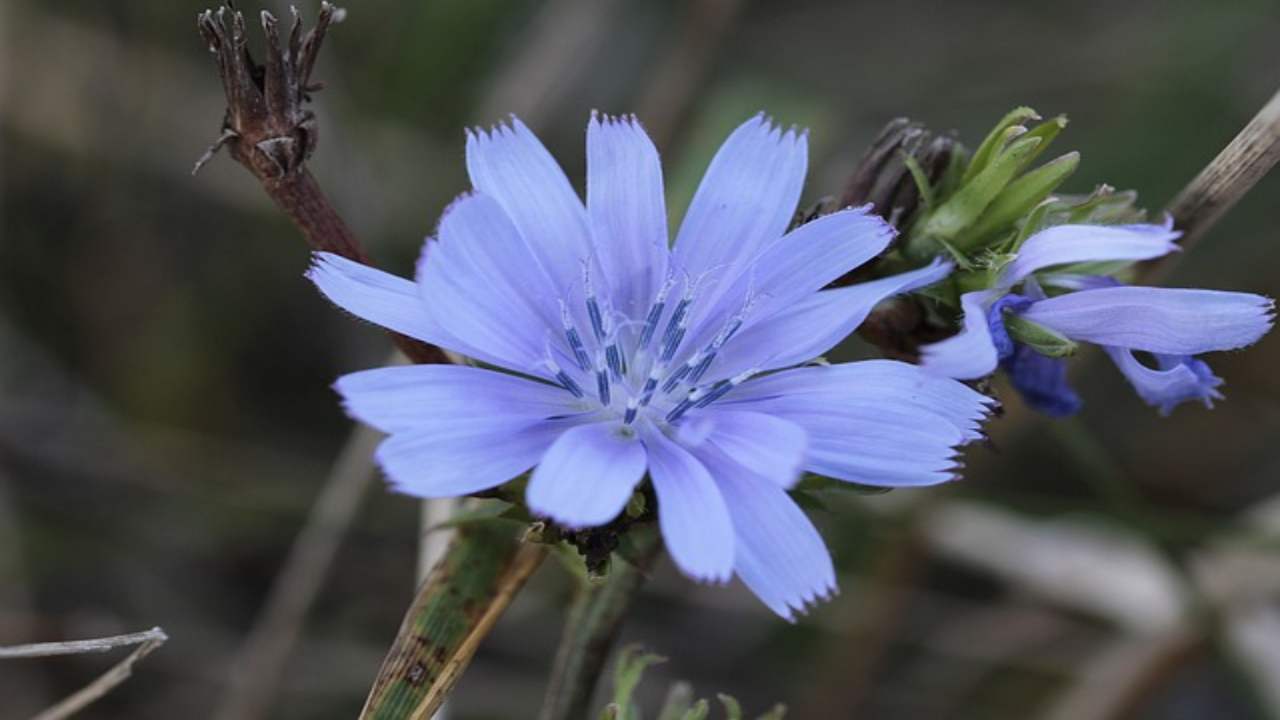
(921, 220), (1273, 415)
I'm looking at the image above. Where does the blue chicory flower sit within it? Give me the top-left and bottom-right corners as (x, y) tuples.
(920, 221), (1274, 415)
(308, 113), (994, 619)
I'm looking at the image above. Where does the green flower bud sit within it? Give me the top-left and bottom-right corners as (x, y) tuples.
(959, 151), (1080, 247)
(912, 134), (1043, 250)
(961, 106), (1041, 185)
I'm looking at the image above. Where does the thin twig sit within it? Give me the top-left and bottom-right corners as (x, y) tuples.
(27, 630), (168, 720)
(0, 627), (167, 660)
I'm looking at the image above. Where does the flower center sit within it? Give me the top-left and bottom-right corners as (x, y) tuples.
(543, 265), (759, 427)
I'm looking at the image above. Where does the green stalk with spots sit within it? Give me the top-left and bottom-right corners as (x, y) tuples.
(359, 523), (547, 720)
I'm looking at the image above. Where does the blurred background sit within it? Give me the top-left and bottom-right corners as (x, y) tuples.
(3, 0), (1280, 718)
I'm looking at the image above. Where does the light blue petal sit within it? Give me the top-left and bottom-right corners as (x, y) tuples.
(742, 398), (967, 486)
(307, 252), (448, 347)
(527, 422), (647, 528)
(672, 115), (807, 325)
(1001, 221), (1180, 286)
(335, 364), (583, 434)
(466, 117), (595, 296)
(919, 289), (1003, 380)
(1023, 286), (1275, 355)
(685, 207), (897, 355)
(587, 113), (670, 319)
(700, 259), (952, 382)
(1105, 347), (1224, 415)
(730, 360), (995, 442)
(694, 445), (836, 620)
(417, 193), (566, 373)
(677, 409), (807, 488)
(376, 419), (565, 498)
(728, 361), (993, 486)
(642, 424), (734, 582)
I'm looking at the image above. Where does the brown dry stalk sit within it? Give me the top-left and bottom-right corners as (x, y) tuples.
(1149, 88), (1280, 282)
(195, 3), (445, 365)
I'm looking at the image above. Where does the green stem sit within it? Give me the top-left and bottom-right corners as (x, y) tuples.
(538, 529), (662, 720)
(359, 523), (547, 720)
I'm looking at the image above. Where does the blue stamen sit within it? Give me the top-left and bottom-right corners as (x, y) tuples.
(623, 398), (639, 425)
(691, 381), (734, 409)
(596, 370), (611, 406)
(560, 302), (591, 371)
(565, 328), (590, 370)
(606, 344), (625, 381)
(661, 363), (693, 393)
(587, 297), (607, 341)
(665, 395), (696, 423)
(687, 352), (717, 384)
(555, 370), (584, 398)
(637, 302), (664, 349)
(638, 273), (677, 350)
(581, 261), (608, 342)
(639, 374), (660, 406)
(660, 298), (691, 352)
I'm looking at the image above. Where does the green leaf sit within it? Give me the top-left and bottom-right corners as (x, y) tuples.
(553, 541), (593, 584)
(1004, 199), (1057, 253)
(657, 682), (695, 720)
(717, 694), (744, 720)
(424, 499), (522, 533)
(756, 704), (788, 720)
(1015, 114), (1069, 169)
(961, 106), (1041, 185)
(1004, 314), (1078, 358)
(680, 699), (709, 720)
(1062, 185), (1144, 225)
(612, 645), (667, 719)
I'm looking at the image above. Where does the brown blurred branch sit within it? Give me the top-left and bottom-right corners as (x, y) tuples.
(634, 0), (745, 149)
(1147, 87), (1280, 282)
(213, 421), (384, 720)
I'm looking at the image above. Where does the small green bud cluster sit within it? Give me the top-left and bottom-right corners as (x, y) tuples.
(905, 107), (1080, 261)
